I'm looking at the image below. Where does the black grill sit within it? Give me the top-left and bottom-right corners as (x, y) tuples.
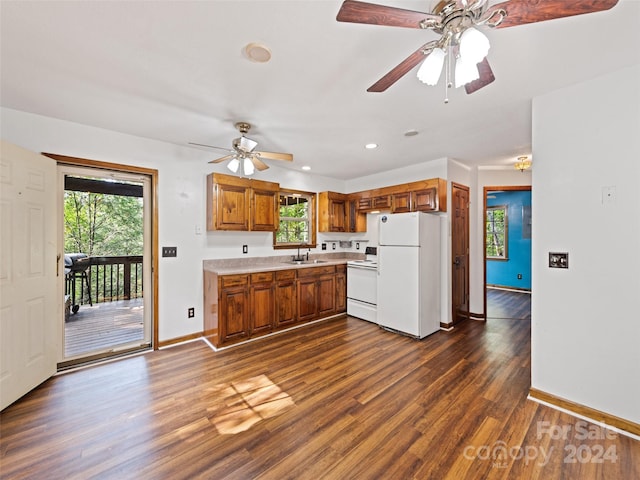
(65, 253), (92, 315)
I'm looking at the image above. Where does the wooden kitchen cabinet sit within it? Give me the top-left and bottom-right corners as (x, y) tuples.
(275, 269), (297, 328)
(335, 264), (347, 313)
(250, 179), (279, 231)
(207, 173), (279, 231)
(249, 272), (275, 335)
(391, 192), (412, 213)
(297, 265), (336, 321)
(318, 191), (348, 232)
(412, 187), (438, 212)
(208, 263), (346, 347)
(219, 274), (250, 344)
(319, 191), (366, 232)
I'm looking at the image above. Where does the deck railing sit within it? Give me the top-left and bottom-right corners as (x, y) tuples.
(66, 255), (143, 306)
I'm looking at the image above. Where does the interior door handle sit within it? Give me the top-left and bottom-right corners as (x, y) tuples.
(454, 257), (461, 267)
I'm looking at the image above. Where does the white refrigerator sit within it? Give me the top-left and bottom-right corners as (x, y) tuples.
(377, 212), (441, 338)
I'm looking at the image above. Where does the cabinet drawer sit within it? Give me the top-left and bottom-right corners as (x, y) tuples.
(251, 271), (274, 284)
(358, 197), (372, 210)
(297, 265), (336, 277)
(276, 269), (296, 281)
(220, 274), (248, 288)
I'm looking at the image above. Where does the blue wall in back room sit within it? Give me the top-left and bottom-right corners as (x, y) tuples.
(486, 190), (532, 290)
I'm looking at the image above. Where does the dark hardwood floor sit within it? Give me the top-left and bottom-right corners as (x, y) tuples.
(487, 287), (531, 320)
(1, 313), (637, 479)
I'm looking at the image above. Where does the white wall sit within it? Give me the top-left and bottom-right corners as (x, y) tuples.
(1, 107), (348, 342)
(471, 167), (532, 314)
(531, 65), (640, 423)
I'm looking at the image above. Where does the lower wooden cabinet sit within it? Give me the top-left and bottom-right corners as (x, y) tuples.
(250, 272), (275, 335)
(335, 265), (346, 313)
(297, 266), (336, 322)
(212, 265), (344, 347)
(275, 270), (297, 327)
(219, 275), (250, 344)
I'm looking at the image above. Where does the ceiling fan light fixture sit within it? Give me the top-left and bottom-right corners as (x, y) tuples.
(454, 56), (480, 88)
(243, 158), (255, 176)
(227, 158), (240, 173)
(459, 27), (490, 65)
(416, 47), (446, 86)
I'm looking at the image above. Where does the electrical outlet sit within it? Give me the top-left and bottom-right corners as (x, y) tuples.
(517, 273), (522, 280)
(356, 242), (360, 250)
(162, 246), (177, 257)
(188, 307), (195, 318)
(242, 245), (248, 254)
(332, 243), (336, 250)
(322, 243), (327, 251)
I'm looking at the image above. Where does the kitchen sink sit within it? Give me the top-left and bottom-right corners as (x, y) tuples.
(286, 259), (328, 265)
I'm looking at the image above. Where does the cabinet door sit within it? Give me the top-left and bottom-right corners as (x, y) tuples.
(251, 183), (279, 231)
(412, 188), (437, 212)
(330, 198), (347, 232)
(335, 269), (346, 313)
(275, 280), (297, 327)
(317, 275), (336, 317)
(392, 192), (412, 213)
(297, 276), (318, 322)
(219, 286), (249, 343)
(250, 283), (275, 335)
(217, 183), (250, 230)
(373, 195), (391, 209)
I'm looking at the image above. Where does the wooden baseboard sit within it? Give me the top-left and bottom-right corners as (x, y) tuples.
(439, 322), (454, 331)
(487, 284), (531, 293)
(468, 311), (486, 321)
(157, 332), (203, 349)
(529, 387), (640, 437)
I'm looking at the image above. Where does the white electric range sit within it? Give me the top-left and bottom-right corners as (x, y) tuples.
(346, 247), (377, 323)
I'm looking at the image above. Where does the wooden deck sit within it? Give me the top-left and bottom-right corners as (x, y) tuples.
(64, 298), (145, 358)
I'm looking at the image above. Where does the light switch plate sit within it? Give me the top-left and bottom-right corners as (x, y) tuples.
(549, 252), (568, 269)
(162, 246), (177, 257)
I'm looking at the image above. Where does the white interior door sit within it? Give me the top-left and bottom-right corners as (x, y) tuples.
(0, 141), (57, 410)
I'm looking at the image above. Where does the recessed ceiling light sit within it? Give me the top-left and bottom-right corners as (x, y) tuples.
(365, 143), (378, 149)
(243, 43), (272, 63)
(302, 165), (311, 171)
(404, 129), (419, 137)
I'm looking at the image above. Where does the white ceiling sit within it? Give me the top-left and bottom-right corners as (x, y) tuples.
(2, 1), (639, 180)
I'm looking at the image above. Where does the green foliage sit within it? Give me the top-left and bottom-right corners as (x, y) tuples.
(64, 191), (143, 256)
(277, 194), (310, 245)
(486, 206), (506, 258)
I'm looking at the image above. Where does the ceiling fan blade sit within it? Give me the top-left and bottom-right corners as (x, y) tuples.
(255, 151), (293, 162)
(239, 136), (258, 152)
(336, 0), (439, 29)
(493, 0), (619, 29)
(251, 157), (270, 171)
(188, 142), (233, 153)
(208, 154), (236, 164)
(367, 43), (433, 93)
(464, 57), (495, 94)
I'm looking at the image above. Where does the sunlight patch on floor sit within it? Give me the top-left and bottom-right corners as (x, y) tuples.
(208, 374), (295, 435)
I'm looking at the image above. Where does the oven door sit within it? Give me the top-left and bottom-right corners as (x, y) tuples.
(347, 264), (377, 306)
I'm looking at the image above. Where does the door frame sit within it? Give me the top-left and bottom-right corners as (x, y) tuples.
(483, 185), (532, 318)
(43, 153), (159, 352)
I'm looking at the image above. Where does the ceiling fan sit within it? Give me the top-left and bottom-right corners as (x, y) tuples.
(336, 0), (619, 96)
(190, 122), (293, 175)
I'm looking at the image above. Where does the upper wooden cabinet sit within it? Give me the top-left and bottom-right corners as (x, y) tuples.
(354, 178), (447, 214)
(207, 173), (279, 231)
(318, 192), (366, 233)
